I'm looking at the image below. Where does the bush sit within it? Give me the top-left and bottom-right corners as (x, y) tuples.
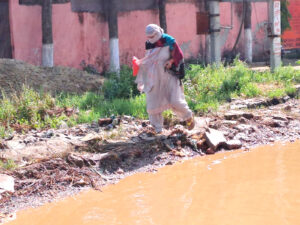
(102, 66), (139, 100)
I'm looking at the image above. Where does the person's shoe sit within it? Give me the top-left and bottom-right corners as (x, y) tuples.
(185, 116), (195, 130)
(155, 127), (163, 134)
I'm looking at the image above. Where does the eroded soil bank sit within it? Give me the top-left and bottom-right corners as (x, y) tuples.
(0, 97), (300, 221)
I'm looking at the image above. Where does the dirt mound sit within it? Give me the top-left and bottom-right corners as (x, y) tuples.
(0, 59), (104, 95)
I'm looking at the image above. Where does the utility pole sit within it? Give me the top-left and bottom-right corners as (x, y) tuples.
(244, 0), (252, 63)
(268, 0), (281, 71)
(208, 0), (221, 65)
(158, 0), (167, 33)
(108, 0), (120, 74)
(42, 0), (54, 67)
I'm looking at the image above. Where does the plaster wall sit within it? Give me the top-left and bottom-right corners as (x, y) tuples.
(9, 0), (269, 71)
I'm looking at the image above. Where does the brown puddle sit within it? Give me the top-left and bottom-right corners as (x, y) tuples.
(7, 141), (300, 225)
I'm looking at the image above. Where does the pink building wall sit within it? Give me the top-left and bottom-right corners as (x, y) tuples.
(9, 0), (42, 64)
(219, 2), (269, 60)
(9, 0), (269, 71)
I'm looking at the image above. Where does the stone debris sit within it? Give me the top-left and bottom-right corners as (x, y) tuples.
(222, 120), (238, 126)
(234, 124), (255, 133)
(224, 111), (244, 120)
(6, 140), (25, 150)
(225, 139), (243, 150)
(98, 118), (113, 126)
(204, 128), (227, 151)
(262, 117), (286, 127)
(224, 111), (254, 120)
(0, 174), (15, 194)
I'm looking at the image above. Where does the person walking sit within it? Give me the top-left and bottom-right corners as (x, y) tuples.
(135, 24), (195, 133)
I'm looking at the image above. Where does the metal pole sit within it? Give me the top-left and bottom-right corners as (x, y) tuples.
(209, 0), (221, 65)
(268, 0), (281, 72)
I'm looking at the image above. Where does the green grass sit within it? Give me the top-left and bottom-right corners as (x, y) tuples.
(0, 60), (299, 134)
(184, 60), (300, 112)
(0, 159), (17, 170)
(0, 85), (68, 131)
(267, 88), (286, 98)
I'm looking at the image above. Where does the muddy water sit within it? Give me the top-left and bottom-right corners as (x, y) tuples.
(7, 141), (300, 225)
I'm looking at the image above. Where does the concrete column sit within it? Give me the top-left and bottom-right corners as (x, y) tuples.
(42, 0), (54, 67)
(109, 38), (120, 73)
(244, 1), (252, 63)
(205, 35), (211, 65)
(108, 0), (120, 74)
(268, 0), (281, 72)
(158, 0), (167, 33)
(209, 0), (221, 65)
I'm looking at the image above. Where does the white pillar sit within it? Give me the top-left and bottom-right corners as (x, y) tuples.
(245, 29), (253, 63)
(269, 0), (281, 72)
(209, 0), (221, 65)
(205, 34), (211, 65)
(109, 38), (120, 73)
(42, 43), (54, 67)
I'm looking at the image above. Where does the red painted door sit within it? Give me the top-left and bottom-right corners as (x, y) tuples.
(0, 0), (12, 58)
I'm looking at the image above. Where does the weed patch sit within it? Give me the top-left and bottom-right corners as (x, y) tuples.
(0, 61), (299, 133)
(0, 159), (17, 170)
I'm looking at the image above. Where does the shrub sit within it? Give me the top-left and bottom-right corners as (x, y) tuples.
(102, 66), (139, 100)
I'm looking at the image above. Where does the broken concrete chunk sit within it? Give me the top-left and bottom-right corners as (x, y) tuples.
(194, 117), (210, 129)
(6, 140), (26, 150)
(234, 124), (255, 132)
(66, 153), (84, 168)
(272, 114), (288, 122)
(224, 111), (244, 120)
(225, 139), (242, 150)
(222, 120), (238, 126)
(0, 174), (15, 193)
(230, 104), (247, 110)
(262, 118), (286, 128)
(234, 132), (251, 142)
(98, 118), (113, 126)
(241, 112), (254, 119)
(80, 133), (102, 142)
(204, 128), (227, 151)
(224, 111), (253, 120)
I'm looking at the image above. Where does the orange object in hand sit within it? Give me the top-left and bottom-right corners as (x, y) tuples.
(132, 56), (139, 76)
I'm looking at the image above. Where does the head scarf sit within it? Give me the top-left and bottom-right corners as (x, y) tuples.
(145, 24), (164, 44)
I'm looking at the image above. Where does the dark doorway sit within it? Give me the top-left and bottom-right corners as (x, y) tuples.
(0, 0), (12, 58)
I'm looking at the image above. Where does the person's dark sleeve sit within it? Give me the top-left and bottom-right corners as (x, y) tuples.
(171, 42), (184, 67)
